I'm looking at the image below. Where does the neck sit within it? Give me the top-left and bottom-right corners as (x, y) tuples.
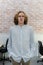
(18, 23), (24, 27)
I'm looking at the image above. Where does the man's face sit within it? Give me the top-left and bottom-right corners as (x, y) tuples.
(18, 12), (25, 26)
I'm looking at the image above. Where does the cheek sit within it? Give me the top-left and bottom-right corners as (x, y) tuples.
(22, 18), (25, 22)
(22, 17), (24, 19)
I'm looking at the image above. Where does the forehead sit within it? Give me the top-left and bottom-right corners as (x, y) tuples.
(18, 12), (25, 16)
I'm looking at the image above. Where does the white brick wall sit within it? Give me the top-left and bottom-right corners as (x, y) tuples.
(0, 0), (43, 43)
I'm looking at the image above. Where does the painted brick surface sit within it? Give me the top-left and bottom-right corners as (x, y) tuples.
(0, 0), (43, 33)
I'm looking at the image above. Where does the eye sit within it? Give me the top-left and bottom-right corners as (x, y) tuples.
(18, 15), (24, 17)
(22, 16), (24, 17)
(18, 16), (21, 17)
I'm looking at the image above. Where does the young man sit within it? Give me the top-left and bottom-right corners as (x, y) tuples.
(8, 11), (36, 65)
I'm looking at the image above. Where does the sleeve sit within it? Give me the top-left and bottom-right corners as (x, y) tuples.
(30, 27), (38, 58)
(7, 28), (12, 57)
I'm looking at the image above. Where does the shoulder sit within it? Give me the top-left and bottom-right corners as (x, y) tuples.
(26, 25), (34, 30)
(9, 25), (17, 31)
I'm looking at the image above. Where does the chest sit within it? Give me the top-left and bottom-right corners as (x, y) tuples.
(12, 28), (30, 38)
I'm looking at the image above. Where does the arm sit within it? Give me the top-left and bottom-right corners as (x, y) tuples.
(7, 28), (12, 57)
(30, 27), (38, 58)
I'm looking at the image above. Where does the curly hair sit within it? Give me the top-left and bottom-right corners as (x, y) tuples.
(14, 11), (28, 25)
